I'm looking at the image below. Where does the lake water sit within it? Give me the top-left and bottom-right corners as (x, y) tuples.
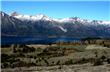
(1, 36), (80, 45)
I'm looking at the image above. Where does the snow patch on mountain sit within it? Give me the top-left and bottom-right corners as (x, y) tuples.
(58, 26), (67, 32)
(101, 21), (110, 25)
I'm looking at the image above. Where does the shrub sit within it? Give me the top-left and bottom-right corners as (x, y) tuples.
(2, 62), (9, 68)
(58, 66), (62, 69)
(12, 61), (27, 67)
(44, 59), (49, 66)
(80, 58), (88, 64)
(100, 55), (106, 61)
(94, 51), (98, 58)
(75, 58), (89, 64)
(56, 60), (60, 65)
(93, 59), (103, 66)
(52, 61), (54, 64)
(27, 62), (36, 67)
(65, 59), (73, 65)
(107, 58), (110, 64)
(1, 54), (10, 63)
(34, 56), (37, 59)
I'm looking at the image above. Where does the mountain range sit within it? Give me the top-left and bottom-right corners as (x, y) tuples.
(1, 11), (110, 38)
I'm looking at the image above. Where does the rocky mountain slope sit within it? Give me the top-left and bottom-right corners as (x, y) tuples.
(1, 11), (110, 38)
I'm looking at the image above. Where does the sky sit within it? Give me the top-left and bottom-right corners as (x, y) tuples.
(1, 0), (110, 1)
(1, 1), (110, 20)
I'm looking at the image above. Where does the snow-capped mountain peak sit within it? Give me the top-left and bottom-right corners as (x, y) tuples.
(100, 21), (110, 25)
(0, 11), (5, 17)
(53, 17), (82, 23)
(7, 11), (110, 25)
(11, 12), (19, 16)
(35, 13), (52, 21)
(0, 11), (8, 17)
(10, 12), (52, 21)
(36, 14), (46, 19)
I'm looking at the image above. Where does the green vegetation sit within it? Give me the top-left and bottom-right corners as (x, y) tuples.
(1, 47), (12, 54)
(58, 45), (87, 52)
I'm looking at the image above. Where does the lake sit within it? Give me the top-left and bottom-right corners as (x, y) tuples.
(1, 36), (80, 45)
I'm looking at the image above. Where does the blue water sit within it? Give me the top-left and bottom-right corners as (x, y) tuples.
(1, 36), (80, 45)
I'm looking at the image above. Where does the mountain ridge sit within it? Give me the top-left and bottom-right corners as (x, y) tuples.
(10, 11), (110, 24)
(1, 11), (110, 38)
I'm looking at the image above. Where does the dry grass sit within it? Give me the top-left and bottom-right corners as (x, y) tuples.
(1, 43), (110, 72)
